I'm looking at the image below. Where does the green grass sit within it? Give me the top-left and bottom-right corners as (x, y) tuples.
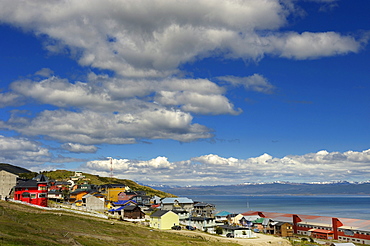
(0, 201), (238, 246)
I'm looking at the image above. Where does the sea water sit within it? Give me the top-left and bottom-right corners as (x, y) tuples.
(187, 195), (370, 220)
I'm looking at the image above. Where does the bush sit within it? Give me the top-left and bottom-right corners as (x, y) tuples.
(215, 226), (223, 235)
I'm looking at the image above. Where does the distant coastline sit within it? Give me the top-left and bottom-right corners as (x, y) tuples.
(153, 181), (370, 196)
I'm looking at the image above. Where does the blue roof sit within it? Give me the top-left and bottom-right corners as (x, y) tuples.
(215, 211), (231, 216)
(109, 205), (126, 212)
(113, 200), (136, 206)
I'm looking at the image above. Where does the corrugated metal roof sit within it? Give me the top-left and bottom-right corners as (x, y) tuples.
(161, 197), (193, 204)
(215, 211), (231, 216)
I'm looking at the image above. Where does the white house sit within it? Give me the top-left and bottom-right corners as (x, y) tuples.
(0, 170), (18, 200)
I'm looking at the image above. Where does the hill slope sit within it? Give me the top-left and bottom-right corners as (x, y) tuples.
(42, 170), (175, 198)
(0, 200), (238, 246)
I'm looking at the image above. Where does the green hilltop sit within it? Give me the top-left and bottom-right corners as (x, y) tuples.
(41, 169), (176, 198)
(1, 163), (174, 198)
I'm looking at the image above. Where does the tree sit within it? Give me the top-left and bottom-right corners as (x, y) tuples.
(215, 226), (223, 235)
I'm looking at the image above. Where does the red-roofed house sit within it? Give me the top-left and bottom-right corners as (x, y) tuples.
(242, 211), (370, 244)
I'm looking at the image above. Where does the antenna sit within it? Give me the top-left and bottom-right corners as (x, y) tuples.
(108, 157), (114, 178)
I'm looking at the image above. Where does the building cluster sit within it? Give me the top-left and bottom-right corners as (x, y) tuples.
(241, 211), (370, 245)
(1, 167), (370, 243)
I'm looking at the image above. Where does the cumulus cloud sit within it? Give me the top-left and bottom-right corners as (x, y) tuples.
(62, 143), (98, 153)
(1, 108), (212, 144)
(0, 135), (51, 167)
(0, 92), (21, 108)
(218, 74), (276, 94)
(35, 68), (54, 77)
(81, 149), (370, 186)
(0, 0), (365, 77)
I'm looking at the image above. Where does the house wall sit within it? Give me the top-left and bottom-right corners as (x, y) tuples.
(86, 196), (105, 211)
(106, 188), (126, 202)
(190, 219), (217, 231)
(124, 207), (144, 220)
(150, 211), (179, 229)
(14, 183), (48, 207)
(231, 214), (244, 226)
(0, 170), (18, 200)
(297, 227), (370, 245)
(234, 229), (255, 238)
(194, 205), (215, 218)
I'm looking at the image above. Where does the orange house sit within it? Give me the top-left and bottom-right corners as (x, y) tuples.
(69, 190), (89, 205)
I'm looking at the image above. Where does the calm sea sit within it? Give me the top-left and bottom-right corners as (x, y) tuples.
(187, 195), (370, 220)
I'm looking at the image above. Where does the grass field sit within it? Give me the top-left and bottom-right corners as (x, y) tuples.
(0, 200), (239, 246)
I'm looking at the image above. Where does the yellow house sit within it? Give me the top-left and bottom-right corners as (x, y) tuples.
(98, 184), (128, 202)
(150, 210), (179, 230)
(228, 213), (244, 226)
(69, 190), (89, 205)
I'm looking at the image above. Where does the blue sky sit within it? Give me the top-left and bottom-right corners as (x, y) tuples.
(0, 0), (369, 186)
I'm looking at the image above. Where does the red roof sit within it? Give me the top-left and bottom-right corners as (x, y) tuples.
(242, 211), (370, 231)
(309, 229), (333, 234)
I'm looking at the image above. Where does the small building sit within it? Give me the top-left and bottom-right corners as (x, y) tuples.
(218, 225), (255, 238)
(227, 213), (244, 226)
(161, 197), (194, 212)
(98, 184), (128, 202)
(0, 170), (18, 200)
(69, 190), (89, 204)
(274, 222), (293, 237)
(13, 174), (48, 207)
(0, 163), (31, 200)
(173, 209), (190, 220)
(184, 217), (218, 231)
(150, 210), (179, 230)
(82, 193), (105, 211)
(215, 211), (232, 223)
(122, 205), (145, 221)
(47, 190), (64, 202)
(310, 229), (334, 240)
(193, 202), (216, 218)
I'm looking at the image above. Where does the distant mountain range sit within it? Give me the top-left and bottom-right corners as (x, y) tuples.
(149, 181), (370, 196)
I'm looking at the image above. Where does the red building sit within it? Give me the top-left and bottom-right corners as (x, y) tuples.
(243, 211), (370, 245)
(13, 174), (48, 207)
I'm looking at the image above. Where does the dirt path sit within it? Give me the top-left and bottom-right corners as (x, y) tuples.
(167, 229), (292, 246)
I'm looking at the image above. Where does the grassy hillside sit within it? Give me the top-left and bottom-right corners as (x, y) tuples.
(41, 170), (175, 198)
(0, 200), (238, 246)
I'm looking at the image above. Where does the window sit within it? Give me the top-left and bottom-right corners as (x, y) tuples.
(39, 193), (47, 198)
(30, 194), (36, 199)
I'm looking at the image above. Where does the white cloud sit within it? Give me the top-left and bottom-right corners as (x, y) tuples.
(0, 0), (364, 77)
(62, 143), (98, 153)
(81, 149), (370, 186)
(0, 135), (51, 167)
(270, 32), (361, 59)
(218, 74), (276, 94)
(1, 108), (212, 144)
(35, 68), (54, 77)
(0, 92), (21, 108)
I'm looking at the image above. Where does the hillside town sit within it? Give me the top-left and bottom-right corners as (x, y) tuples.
(1, 165), (370, 245)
